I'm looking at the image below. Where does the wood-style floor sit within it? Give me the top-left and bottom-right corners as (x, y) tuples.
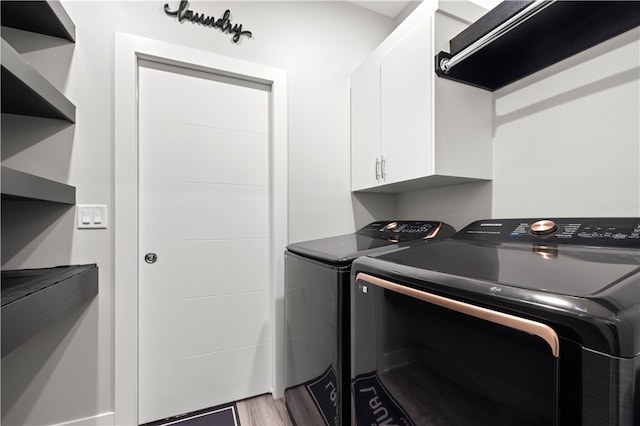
(236, 394), (293, 426)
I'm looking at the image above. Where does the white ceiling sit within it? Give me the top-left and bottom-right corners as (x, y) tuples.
(348, 0), (503, 19)
(347, 1), (416, 18)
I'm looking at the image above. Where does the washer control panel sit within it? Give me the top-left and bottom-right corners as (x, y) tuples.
(454, 218), (640, 247)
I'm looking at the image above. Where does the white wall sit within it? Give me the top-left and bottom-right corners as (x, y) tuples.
(1, 2), (395, 425)
(492, 27), (640, 218)
(398, 27), (640, 231)
(397, 181), (492, 231)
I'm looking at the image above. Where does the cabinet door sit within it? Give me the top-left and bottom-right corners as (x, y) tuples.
(351, 60), (381, 191)
(380, 18), (432, 185)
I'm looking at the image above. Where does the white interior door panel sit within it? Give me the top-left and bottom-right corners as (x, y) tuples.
(138, 60), (271, 424)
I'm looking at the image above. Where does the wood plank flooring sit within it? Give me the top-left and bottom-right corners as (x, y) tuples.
(236, 394), (293, 426)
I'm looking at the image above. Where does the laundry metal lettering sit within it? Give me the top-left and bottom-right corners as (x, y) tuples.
(164, 1), (252, 43)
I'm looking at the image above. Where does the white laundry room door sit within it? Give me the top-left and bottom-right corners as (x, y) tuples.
(137, 60), (272, 424)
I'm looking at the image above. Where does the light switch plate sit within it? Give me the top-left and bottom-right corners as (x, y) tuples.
(77, 205), (108, 229)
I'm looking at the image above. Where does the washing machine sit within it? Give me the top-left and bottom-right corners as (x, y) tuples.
(351, 218), (640, 425)
(284, 220), (455, 426)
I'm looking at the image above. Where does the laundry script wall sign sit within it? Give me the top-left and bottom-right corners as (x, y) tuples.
(164, 1), (253, 43)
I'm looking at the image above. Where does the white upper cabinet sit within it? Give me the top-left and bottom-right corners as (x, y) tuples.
(351, 1), (493, 193)
(380, 18), (432, 187)
(350, 56), (381, 190)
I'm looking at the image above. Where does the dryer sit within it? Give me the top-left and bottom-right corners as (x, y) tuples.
(284, 220), (455, 426)
(351, 218), (640, 425)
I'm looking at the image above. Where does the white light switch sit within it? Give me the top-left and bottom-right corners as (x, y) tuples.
(77, 205), (108, 229)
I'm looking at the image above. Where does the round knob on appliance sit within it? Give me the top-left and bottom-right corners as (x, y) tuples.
(384, 222), (398, 231)
(530, 220), (558, 235)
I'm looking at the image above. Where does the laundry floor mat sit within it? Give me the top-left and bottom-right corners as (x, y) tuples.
(142, 402), (241, 426)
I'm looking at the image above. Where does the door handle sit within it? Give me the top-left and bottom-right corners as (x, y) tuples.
(375, 158), (381, 181)
(381, 156), (386, 180)
(144, 253), (158, 264)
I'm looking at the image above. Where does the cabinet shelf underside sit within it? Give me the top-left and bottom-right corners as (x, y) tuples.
(353, 175), (490, 194)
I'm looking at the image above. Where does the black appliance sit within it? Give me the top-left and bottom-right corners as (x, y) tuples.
(351, 218), (640, 425)
(284, 221), (455, 426)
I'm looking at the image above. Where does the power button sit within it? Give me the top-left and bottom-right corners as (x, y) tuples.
(530, 220), (558, 235)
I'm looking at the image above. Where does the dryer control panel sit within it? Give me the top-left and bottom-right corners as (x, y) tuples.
(454, 218), (640, 248)
(358, 221), (455, 242)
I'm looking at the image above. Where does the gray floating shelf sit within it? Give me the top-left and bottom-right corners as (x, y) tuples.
(1, 166), (76, 204)
(435, 1), (640, 91)
(1, 38), (76, 122)
(1, 264), (98, 357)
(1, 0), (76, 42)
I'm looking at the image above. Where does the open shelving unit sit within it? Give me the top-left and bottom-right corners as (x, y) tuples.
(435, 1), (640, 91)
(1, 0), (77, 203)
(1, 1), (97, 357)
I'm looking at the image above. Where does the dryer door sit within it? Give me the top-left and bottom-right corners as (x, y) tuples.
(351, 273), (560, 426)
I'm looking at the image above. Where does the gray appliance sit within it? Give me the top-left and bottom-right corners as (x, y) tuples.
(351, 218), (640, 425)
(284, 220), (455, 425)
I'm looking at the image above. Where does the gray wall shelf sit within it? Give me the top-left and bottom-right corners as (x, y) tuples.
(1, 38), (76, 122)
(435, 1), (640, 91)
(1, 166), (76, 204)
(1, 0), (76, 42)
(1, 264), (98, 357)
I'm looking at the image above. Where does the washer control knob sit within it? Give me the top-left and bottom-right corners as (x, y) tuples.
(530, 220), (557, 235)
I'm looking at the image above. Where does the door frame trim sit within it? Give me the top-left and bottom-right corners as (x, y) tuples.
(114, 32), (288, 425)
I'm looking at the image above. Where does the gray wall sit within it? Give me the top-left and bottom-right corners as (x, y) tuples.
(1, 2), (395, 424)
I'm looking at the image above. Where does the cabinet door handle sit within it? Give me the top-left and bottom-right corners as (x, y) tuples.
(381, 156), (386, 180)
(375, 158), (381, 181)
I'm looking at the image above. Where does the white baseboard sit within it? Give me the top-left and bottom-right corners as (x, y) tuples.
(52, 412), (115, 426)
